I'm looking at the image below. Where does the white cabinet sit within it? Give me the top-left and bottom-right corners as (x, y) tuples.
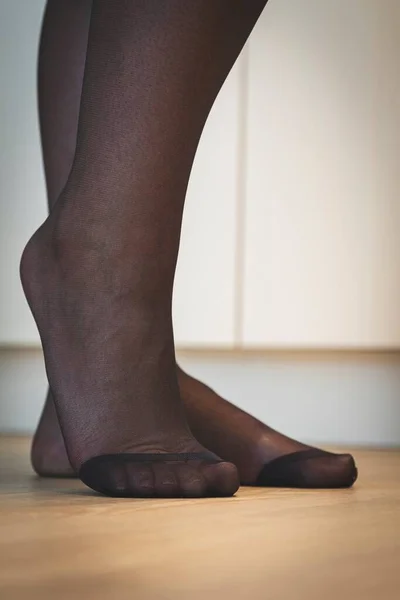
(1, 1), (400, 350)
(0, 0), (242, 348)
(242, 0), (400, 348)
(0, 1), (47, 346)
(173, 58), (243, 348)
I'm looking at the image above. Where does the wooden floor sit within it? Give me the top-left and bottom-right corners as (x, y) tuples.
(0, 437), (399, 600)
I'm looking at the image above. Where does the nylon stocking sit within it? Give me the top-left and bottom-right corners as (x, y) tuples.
(31, 0), (357, 490)
(22, 0), (271, 497)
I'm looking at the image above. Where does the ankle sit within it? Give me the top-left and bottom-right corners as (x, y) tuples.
(22, 208), (173, 315)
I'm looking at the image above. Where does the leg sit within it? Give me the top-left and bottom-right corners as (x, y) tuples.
(31, 0), (92, 477)
(23, 0), (268, 497)
(32, 1), (356, 490)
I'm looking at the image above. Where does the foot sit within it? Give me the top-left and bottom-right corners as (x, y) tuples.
(21, 211), (239, 498)
(31, 363), (357, 488)
(31, 390), (75, 478)
(179, 367), (357, 488)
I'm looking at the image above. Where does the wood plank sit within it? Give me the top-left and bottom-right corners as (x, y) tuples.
(1, 436), (399, 600)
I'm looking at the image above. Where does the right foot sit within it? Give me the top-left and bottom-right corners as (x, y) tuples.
(21, 211), (239, 498)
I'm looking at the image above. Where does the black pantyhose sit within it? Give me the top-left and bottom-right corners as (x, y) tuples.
(23, 0), (270, 497)
(30, 0), (357, 491)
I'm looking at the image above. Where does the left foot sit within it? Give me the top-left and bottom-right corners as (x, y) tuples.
(31, 390), (75, 478)
(32, 366), (357, 488)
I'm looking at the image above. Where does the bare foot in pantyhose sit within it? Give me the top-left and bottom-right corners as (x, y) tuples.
(22, 212), (239, 498)
(178, 368), (357, 488)
(23, 0), (270, 497)
(30, 0), (356, 491)
(32, 366), (357, 489)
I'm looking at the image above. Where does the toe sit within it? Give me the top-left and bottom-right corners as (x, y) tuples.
(152, 463), (180, 497)
(79, 454), (240, 498)
(285, 452), (358, 488)
(257, 450), (358, 489)
(79, 456), (156, 497)
(79, 455), (119, 495)
(109, 462), (129, 494)
(124, 463), (155, 497)
(201, 461), (240, 497)
(331, 453), (358, 487)
(176, 463), (208, 498)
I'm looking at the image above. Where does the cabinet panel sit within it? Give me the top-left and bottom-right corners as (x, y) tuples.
(173, 59), (243, 348)
(0, 1), (47, 345)
(0, 0), (242, 348)
(243, 1), (400, 347)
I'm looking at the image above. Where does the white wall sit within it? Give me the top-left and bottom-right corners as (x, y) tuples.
(243, 0), (400, 348)
(2, 0), (400, 349)
(0, 0), (243, 349)
(1, 348), (400, 446)
(0, 1), (47, 345)
(1, 2), (400, 445)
